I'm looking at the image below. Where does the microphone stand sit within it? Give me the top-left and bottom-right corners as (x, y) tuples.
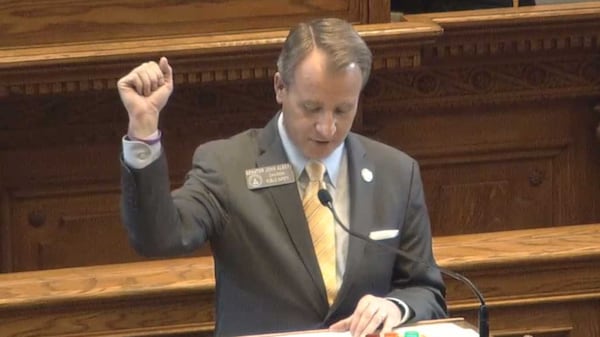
(317, 189), (489, 337)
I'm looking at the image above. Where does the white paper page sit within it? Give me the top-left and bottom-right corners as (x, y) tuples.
(395, 322), (479, 337)
(271, 322), (478, 337)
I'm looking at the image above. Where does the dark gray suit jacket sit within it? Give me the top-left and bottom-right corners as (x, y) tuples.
(121, 114), (447, 337)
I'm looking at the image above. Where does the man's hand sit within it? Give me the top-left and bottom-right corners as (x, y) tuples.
(329, 295), (402, 337)
(117, 57), (173, 139)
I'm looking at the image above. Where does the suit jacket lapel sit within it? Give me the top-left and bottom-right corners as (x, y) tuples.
(256, 114), (329, 313)
(331, 133), (375, 311)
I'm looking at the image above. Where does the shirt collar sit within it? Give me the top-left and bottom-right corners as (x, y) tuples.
(277, 112), (344, 187)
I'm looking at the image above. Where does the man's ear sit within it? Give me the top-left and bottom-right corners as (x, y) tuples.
(274, 72), (285, 104)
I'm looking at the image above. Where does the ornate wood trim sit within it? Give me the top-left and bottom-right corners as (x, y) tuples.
(1, 4), (598, 106)
(0, 22), (441, 96)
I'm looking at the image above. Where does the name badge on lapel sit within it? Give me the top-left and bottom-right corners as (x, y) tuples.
(245, 163), (296, 190)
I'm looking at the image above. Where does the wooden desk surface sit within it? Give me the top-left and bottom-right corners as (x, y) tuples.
(433, 222), (600, 271)
(0, 256), (214, 309)
(0, 223), (598, 337)
(1, 223), (598, 308)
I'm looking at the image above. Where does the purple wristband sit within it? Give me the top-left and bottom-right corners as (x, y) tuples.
(127, 130), (162, 145)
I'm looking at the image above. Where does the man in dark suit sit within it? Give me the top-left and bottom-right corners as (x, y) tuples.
(118, 18), (447, 337)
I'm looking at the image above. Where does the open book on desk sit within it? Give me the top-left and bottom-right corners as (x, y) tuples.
(239, 318), (479, 337)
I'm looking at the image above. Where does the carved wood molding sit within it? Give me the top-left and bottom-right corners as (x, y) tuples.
(2, 3), (598, 96)
(1, 54), (596, 151)
(0, 22), (439, 97)
(412, 3), (600, 57)
(362, 54), (600, 116)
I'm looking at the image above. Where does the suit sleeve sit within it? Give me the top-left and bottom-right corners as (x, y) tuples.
(120, 145), (229, 257)
(386, 160), (448, 322)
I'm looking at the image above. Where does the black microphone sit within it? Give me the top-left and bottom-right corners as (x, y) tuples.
(317, 189), (489, 337)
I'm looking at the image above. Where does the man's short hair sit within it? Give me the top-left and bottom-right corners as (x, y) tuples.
(277, 18), (373, 89)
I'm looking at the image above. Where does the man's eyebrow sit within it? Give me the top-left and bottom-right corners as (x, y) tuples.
(337, 102), (355, 109)
(302, 100), (322, 106)
(300, 100), (354, 109)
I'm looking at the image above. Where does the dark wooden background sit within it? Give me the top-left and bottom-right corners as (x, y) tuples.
(0, 1), (598, 273)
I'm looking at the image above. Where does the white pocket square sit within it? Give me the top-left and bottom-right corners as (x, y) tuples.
(368, 229), (399, 240)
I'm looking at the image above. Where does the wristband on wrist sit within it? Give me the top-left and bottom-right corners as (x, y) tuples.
(127, 130), (162, 145)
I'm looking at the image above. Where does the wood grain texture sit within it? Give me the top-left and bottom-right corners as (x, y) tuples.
(433, 223), (600, 269)
(0, 0), (391, 48)
(436, 224), (600, 337)
(0, 257), (215, 307)
(0, 224), (598, 336)
(1, 3), (599, 272)
(0, 258), (216, 336)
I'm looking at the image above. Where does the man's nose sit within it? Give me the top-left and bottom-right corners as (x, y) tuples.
(315, 113), (336, 138)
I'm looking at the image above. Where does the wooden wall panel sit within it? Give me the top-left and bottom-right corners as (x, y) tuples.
(369, 102), (576, 234)
(0, 0), (389, 48)
(0, 90), (214, 271)
(8, 186), (138, 271)
(0, 4), (599, 272)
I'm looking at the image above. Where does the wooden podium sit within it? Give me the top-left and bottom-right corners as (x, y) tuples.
(0, 224), (598, 336)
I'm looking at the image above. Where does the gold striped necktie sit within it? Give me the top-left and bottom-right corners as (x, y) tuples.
(303, 160), (337, 306)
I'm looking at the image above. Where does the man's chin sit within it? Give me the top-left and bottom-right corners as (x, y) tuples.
(305, 147), (334, 160)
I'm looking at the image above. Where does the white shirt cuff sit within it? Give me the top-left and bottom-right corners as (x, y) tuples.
(385, 297), (412, 326)
(122, 136), (162, 169)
